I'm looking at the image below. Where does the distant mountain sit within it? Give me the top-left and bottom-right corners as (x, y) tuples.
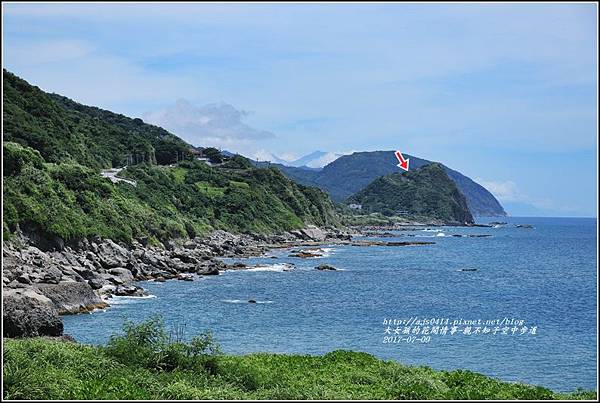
(347, 163), (474, 224)
(272, 150), (506, 217)
(287, 151), (343, 168)
(256, 150), (344, 169)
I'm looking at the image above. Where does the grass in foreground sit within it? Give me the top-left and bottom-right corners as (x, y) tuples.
(2, 318), (596, 400)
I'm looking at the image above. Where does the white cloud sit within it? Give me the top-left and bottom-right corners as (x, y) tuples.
(143, 99), (275, 148)
(278, 152), (298, 162)
(475, 178), (583, 216)
(304, 152), (344, 168)
(475, 178), (521, 202)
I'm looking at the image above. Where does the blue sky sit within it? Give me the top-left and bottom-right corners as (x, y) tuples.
(3, 2), (597, 217)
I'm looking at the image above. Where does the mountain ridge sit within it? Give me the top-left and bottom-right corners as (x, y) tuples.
(267, 151), (506, 217)
(2, 70), (340, 243)
(347, 163), (475, 224)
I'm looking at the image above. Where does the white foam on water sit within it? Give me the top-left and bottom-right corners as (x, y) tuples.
(422, 228), (443, 232)
(246, 263), (295, 272)
(105, 294), (157, 305)
(436, 233), (446, 237)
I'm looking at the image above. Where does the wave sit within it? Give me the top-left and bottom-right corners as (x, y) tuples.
(297, 247), (337, 258)
(246, 263), (295, 272)
(436, 233), (446, 237)
(422, 228), (443, 232)
(104, 294), (157, 305)
(222, 299), (274, 304)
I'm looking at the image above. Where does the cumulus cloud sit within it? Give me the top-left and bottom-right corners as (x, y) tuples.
(475, 178), (521, 202)
(475, 178), (577, 215)
(143, 99), (275, 148)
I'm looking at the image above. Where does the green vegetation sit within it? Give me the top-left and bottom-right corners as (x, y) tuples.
(346, 163), (474, 224)
(202, 147), (226, 164)
(3, 69), (191, 170)
(3, 142), (339, 244)
(2, 71), (340, 244)
(3, 318), (594, 400)
(273, 150), (506, 216)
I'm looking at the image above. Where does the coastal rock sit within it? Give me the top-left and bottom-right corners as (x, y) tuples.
(16, 274), (32, 284)
(114, 284), (146, 296)
(2, 226), (358, 329)
(88, 277), (107, 290)
(289, 251), (321, 258)
(34, 282), (107, 314)
(198, 267), (220, 276)
(97, 239), (130, 268)
(3, 289), (63, 337)
(107, 267), (134, 283)
(315, 264), (337, 271)
(302, 226), (327, 241)
(41, 266), (63, 284)
(177, 273), (195, 281)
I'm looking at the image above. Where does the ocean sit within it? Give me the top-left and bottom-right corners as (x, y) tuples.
(62, 217), (597, 392)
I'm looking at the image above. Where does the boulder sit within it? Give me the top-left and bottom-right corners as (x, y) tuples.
(315, 264), (337, 271)
(16, 274), (32, 284)
(198, 266), (220, 276)
(302, 226), (327, 241)
(177, 273), (195, 281)
(42, 266), (63, 284)
(88, 277), (107, 290)
(34, 282), (107, 314)
(97, 239), (130, 268)
(289, 251), (321, 258)
(3, 289), (63, 337)
(114, 284), (146, 296)
(107, 267), (134, 283)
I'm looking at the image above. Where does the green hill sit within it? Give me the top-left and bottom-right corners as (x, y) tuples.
(2, 71), (339, 245)
(347, 163), (474, 224)
(3, 70), (192, 170)
(268, 151), (506, 217)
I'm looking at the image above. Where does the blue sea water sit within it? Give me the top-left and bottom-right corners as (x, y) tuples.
(63, 217), (597, 392)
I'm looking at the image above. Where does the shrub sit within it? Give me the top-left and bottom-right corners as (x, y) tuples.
(103, 316), (221, 373)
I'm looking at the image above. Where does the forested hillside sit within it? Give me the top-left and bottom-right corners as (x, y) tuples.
(2, 71), (340, 245)
(3, 69), (190, 169)
(272, 151), (506, 217)
(347, 163), (474, 224)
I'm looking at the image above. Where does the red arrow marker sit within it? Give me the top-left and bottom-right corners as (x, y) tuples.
(395, 151), (410, 171)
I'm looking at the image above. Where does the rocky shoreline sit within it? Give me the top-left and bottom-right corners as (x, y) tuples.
(2, 226), (355, 338)
(2, 223), (454, 339)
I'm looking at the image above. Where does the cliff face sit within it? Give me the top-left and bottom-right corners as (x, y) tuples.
(346, 163), (475, 225)
(273, 151), (506, 217)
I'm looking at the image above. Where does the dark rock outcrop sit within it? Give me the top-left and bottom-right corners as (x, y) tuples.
(315, 264), (337, 271)
(33, 282), (107, 314)
(2, 226), (355, 338)
(3, 289), (63, 337)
